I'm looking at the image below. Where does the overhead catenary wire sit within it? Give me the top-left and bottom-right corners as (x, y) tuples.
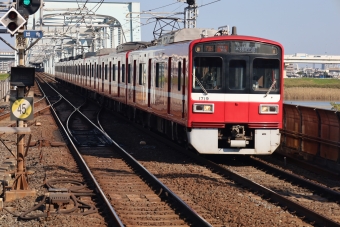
(142, 1), (180, 12)
(29, 0), (222, 62)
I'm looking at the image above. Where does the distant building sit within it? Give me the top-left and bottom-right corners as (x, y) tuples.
(285, 63), (297, 77)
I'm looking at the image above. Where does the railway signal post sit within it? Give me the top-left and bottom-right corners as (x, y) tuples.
(0, 1), (40, 201)
(5, 67), (36, 202)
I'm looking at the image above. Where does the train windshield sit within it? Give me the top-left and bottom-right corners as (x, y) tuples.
(193, 57), (223, 90)
(192, 41), (281, 94)
(252, 59), (280, 92)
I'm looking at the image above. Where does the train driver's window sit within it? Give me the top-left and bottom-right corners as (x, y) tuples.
(229, 60), (246, 90)
(193, 57), (222, 90)
(252, 59), (280, 92)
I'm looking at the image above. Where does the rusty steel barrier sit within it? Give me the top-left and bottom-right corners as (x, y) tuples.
(281, 104), (340, 168)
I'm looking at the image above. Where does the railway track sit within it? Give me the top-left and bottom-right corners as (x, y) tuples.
(44, 73), (338, 226)
(96, 95), (340, 226)
(36, 73), (211, 226)
(1, 72), (338, 226)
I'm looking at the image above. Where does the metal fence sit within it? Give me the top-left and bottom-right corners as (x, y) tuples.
(0, 77), (10, 102)
(281, 104), (340, 171)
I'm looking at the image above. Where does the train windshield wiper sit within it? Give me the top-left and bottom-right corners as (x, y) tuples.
(264, 79), (276, 97)
(194, 76), (208, 95)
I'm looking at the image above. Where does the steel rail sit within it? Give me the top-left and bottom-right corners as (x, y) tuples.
(204, 160), (340, 227)
(129, 119), (340, 227)
(250, 156), (340, 200)
(35, 75), (125, 227)
(43, 75), (212, 226)
(271, 152), (340, 179)
(38, 74), (212, 226)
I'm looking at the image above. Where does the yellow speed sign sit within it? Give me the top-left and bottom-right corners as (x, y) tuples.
(11, 98), (33, 120)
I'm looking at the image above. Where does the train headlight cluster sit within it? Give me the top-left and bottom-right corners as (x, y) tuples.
(259, 104), (279, 114)
(193, 104), (214, 113)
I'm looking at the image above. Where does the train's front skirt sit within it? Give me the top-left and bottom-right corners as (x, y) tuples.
(187, 128), (280, 154)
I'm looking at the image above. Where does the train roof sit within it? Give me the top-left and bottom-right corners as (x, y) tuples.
(116, 42), (152, 53)
(155, 28), (218, 45)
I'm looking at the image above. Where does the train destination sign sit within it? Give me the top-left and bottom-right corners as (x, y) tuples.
(195, 41), (279, 55)
(10, 97), (34, 121)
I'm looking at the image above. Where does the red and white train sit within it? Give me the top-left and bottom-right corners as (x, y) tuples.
(55, 28), (283, 155)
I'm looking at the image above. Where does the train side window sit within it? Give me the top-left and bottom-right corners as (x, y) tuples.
(128, 64), (131, 83)
(105, 64), (108, 80)
(122, 64), (125, 82)
(156, 63), (165, 88)
(229, 60), (246, 90)
(178, 61), (182, 91)
(112, 64), (116, 81)
(139, 63), (146, 85)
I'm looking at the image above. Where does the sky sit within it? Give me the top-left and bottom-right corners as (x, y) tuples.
(1, 0), (340, 55)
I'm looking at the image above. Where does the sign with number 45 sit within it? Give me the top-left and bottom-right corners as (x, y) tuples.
(10, 97), (34, 121)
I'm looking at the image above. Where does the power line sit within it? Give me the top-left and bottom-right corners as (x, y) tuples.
(197, 0), (221, 8)
(142, 2), (180, 12)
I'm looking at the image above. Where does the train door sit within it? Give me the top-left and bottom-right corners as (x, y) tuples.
(225, 56), (249, 122)
(118, 61), (121, 97)
(133, 60), (136, 103)
(109, 62), (112, 95)
(170, 59), (184, 119)
(79, 64), (81, 85)
(147, 59), (151, 107)
(102, 62), (105, 92)
(90, 63), (92, 88)
(124, 62), (129, 104)
(94, 63), (97, 89)
(182, 58), (186, 118)
(98, 63), (101, 92)
(112, 63), (117, 96)
(167, 57), (172, 114)
(85, 64), (88, 86)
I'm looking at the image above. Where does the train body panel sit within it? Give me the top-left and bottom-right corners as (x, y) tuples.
(55, 28), (284, 155)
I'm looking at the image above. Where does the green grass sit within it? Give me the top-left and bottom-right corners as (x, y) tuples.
(284, 78), (340, 88)
(0, 73), (9, 80)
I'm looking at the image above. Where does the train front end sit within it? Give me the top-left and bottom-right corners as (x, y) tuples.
(187, 36), (283, 155)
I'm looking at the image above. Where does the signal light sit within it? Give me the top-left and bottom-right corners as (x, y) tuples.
(23, 0), (31, 6)
(186, 0), (195, 5)
(0, 8), (26, 35)
(18, 0), (41, 16)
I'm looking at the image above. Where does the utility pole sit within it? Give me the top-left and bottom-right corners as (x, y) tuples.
(178, 0), (197, 28)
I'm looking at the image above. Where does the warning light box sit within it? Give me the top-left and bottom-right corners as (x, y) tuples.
(10, 67), (35, 87)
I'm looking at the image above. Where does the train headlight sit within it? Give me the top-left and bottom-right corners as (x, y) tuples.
(193, 104), (214, 113)
(259, 104), (279, 114)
